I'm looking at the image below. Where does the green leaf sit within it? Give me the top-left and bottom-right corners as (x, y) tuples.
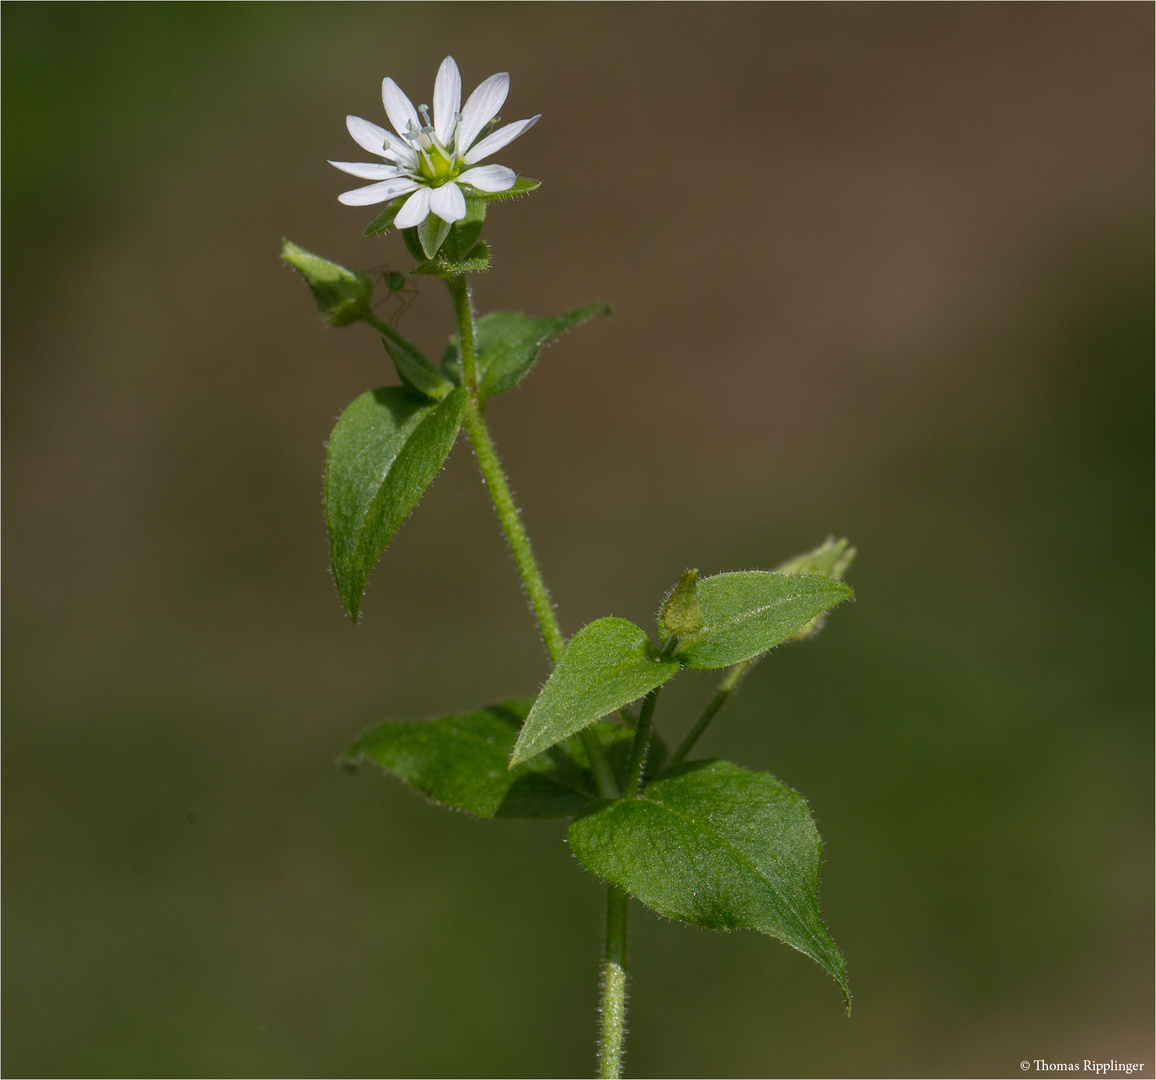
(569, 759), (850, 1007)
(461, 175), (540, 202)
(379, 334), (454, 401)
(362, 197), (408, 237)
(280, 239), (373, 327)
(510, 617), (680, 766)
(347, 700), (598, 819)
(675, 572), (853, 670)
(775, 537), (857, 640)
(325, 386), (468, 620)
(477, 303), (611, 398)
(659, 568), (704, 640)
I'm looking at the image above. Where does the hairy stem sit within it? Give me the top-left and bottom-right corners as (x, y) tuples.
(447, 272), (625, 1072)
(462, 400), (566, 662)
(666, 659), (753, 769)
(599, 886), (630, 1080)
(623, 688), (660, 799)
(447, 274), (480, 395)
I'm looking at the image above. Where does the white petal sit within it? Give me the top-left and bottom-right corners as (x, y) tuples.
(337, 177), (419, 206)
(433, 57), (461, 145)
(429, 182), (467, 223)
(393, 186), (432, 228)
(329, 160), (409, 179)
(382, 76), (421, 139)
(346, 115), (391, 158)
(456, 72), (509, 155)
(456, 165), (516, 193)
(463, 115), (540, 164)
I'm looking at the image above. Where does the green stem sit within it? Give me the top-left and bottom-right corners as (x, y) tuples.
(462, 399), (566, 663)
(363, 310), (422, 356)
(623, 688), (659, 799)
(446, 271), (624, 1074)
(623, 637), (678, 798)
(446, 274), (480, 396)
(599, 886), (629, 1080)
(666, 659), (753, 769)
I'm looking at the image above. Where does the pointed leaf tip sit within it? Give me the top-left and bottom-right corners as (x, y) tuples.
(509, 617), (680, 766)
(775, 537), (858, 641)
(675, 571), (853, 669)
(568, 759), (850, 1005)
(476, 302), (612, 398)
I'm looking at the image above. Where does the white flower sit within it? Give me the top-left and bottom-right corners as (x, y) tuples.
(330, 56), (539, 236)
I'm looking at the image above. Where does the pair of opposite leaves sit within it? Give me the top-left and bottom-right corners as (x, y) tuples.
(348, 549), (856, 1008)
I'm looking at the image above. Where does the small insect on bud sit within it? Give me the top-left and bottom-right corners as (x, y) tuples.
(281, 239), (374, 327)
(659, 568), (705, 642)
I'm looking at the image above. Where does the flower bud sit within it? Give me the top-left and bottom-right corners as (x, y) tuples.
(659, 568), (705, 642)
(281, 239), (373, 327)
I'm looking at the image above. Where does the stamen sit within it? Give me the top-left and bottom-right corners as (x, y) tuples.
(418, 104), (432, 127)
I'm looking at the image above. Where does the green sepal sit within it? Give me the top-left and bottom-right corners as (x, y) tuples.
(461, 175), (541, 202)
(280, 239), (373, 327)
(659, 568), (704, 640)
(362, 197), (408, 238)
(509, 617), (680, 766)
(401, 226), (425, 263)
(444, 199), (487, 260)
(411, 241), (490, 278)
(325, 386), (468, 621)
(379, 335), (454, 401)
(475, 303), (611, 398)
(568, 759), (850, 1009)
(775, 537), (857, 640)
(418, 214), (452, 259)
(675, 571), (853, 670)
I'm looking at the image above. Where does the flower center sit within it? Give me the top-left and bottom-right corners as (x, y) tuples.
(410, 106), (460, 185)
(418, 142), (457, 182)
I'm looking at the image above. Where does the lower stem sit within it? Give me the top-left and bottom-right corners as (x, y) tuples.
(599, 886), (630, 1080)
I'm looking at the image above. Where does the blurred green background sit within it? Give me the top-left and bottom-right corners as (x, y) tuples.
(3, 4), (1152, 1077)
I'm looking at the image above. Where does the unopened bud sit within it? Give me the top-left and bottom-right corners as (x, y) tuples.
(281, 239), (373, 327)
(659, 568), (705, 641)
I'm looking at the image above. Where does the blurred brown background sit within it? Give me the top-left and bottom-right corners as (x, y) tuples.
(3, 4), (1152, 1077)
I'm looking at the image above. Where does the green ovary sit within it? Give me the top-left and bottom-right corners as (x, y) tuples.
(418, 145), (458, 183)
